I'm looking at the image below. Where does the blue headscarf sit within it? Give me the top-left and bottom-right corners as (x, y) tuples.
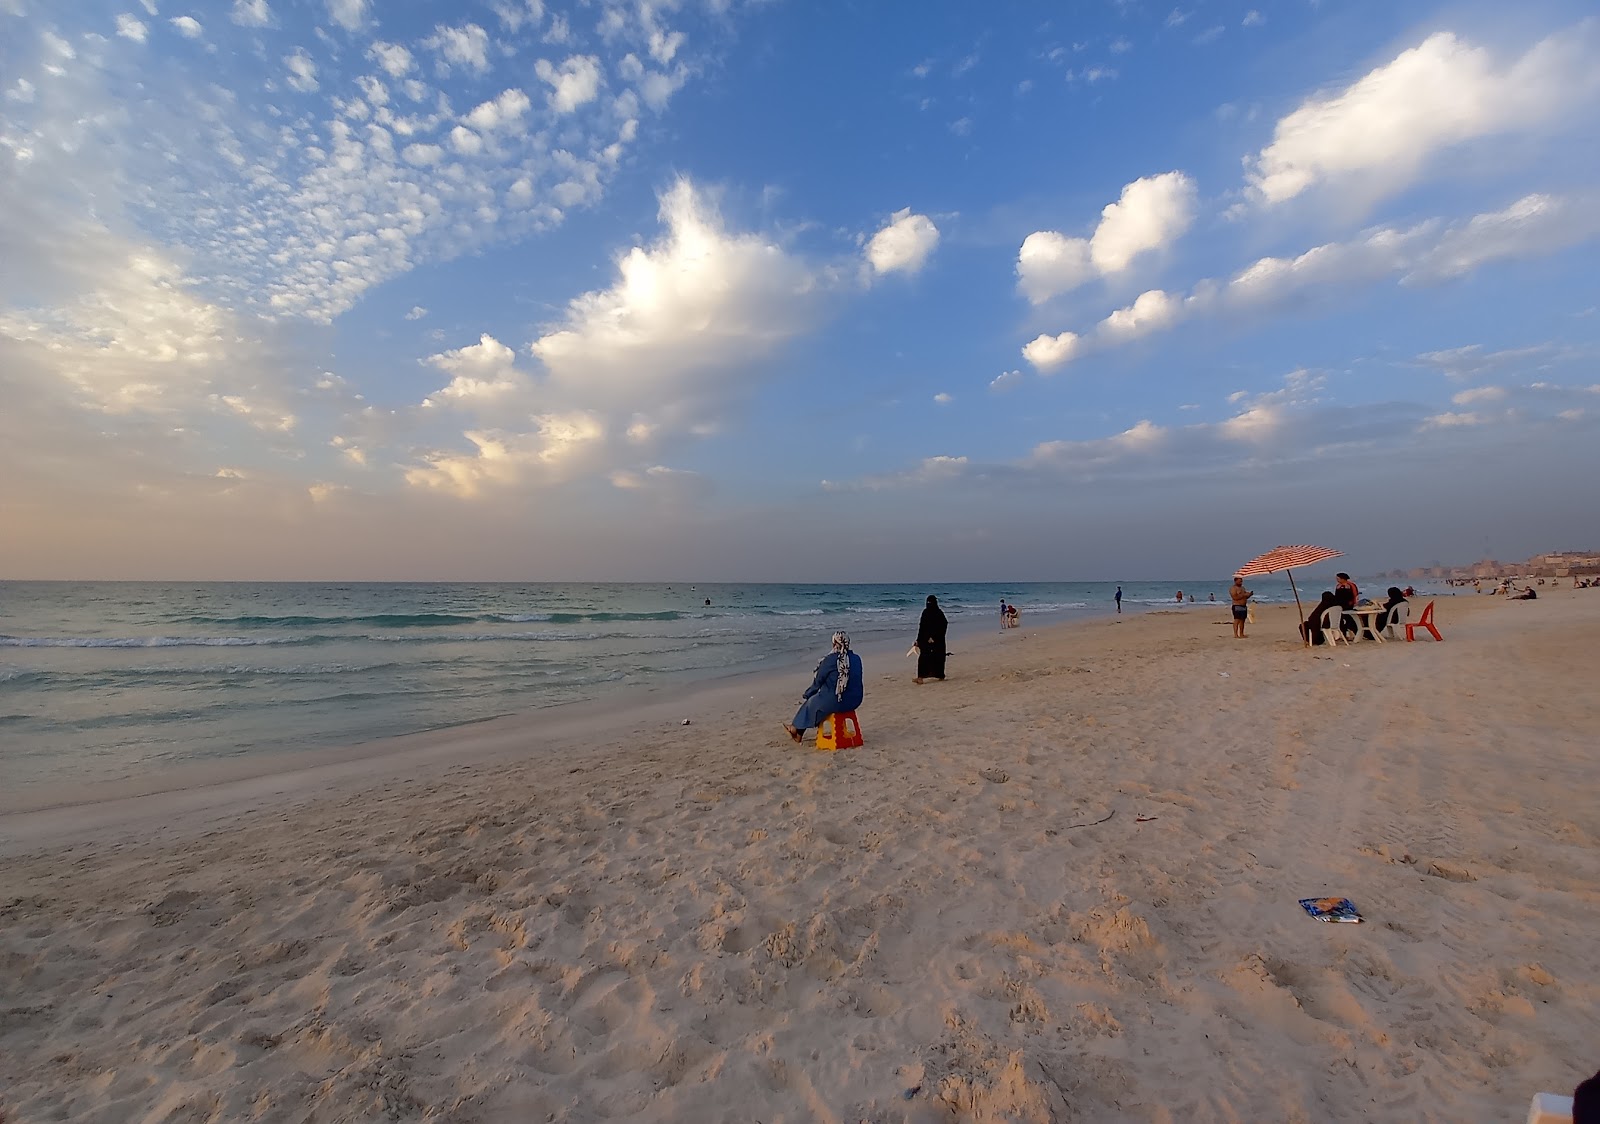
(830, 631), (851, 699)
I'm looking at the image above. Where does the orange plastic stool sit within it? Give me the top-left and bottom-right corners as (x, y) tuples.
(1405, 600), (1443, 642)
(816, 711), (863, 751)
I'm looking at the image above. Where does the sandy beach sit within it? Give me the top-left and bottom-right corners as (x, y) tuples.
(3, 592), (1597, 1123)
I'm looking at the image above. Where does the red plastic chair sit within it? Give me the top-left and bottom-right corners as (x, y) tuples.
(1405, 600), (1443, 642)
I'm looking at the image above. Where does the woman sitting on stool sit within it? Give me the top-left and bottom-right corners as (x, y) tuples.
(783, 631), (864, 743)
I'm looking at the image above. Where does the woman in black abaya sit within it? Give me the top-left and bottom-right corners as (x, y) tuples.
(914, 595), (948, 683)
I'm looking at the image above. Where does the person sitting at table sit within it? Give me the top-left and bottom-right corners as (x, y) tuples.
(1300, 590), (1341, 645)
(1376, 586), (1408, 631)
(1332, 574), (1359, 639)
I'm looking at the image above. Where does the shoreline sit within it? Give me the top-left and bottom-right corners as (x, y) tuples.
(3, 591), (1595, 1122)
(0, 603), (1086, 843)
(0, 598), (1100, 826)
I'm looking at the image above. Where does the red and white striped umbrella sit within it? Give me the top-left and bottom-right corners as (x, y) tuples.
(1235, 545), (1342, 578)
(1235, 545), (1342, 639)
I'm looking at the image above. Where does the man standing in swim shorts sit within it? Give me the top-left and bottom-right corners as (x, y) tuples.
(1229, 576), (1253, 638)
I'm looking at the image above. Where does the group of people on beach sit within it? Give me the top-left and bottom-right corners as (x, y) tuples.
(1296, 574), (1411, 645)
(781, 593), (951, 742)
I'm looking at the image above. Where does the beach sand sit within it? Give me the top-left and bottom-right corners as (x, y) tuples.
(3, 592), (1597, 1122)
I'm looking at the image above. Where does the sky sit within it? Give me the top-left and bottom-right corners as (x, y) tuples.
(2, 0), (1598, 582)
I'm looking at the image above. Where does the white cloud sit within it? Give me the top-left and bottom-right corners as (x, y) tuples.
(401, 142), (444, 166)
(465, 87), (531, 131)
(1415, 342), (1580, 380)
(405, 306), (428, 321)
(169, 15), (202, 37)
(1100, 289), (1180, 339)
(1453, 386), (1507, 405)
(1022, 331), (1081, 372)
(1090, 171), (1197, 274)
(408, 179), (823, 497)
(116, 14), (149, 41)
(230, 0), (272, 28)
(866, 209), (940, 276)
(1422, 410), (1485, 429)
(1024, 192), (1600, 365)
(492, 0), (544, 32)
(425, 23), (491, 74)
(1016, 232), (1093, 304)
(1242, 10), (1263, 27)
(368, 41), (414, 77)
(1406, 193), (1600, 283)
(284, 49), (318, 93)
(990, 369), (1024, 392)
(420, 334), (528, 406)
(326, 0), (367, 32)
(449, 125), (483, 155)
(1017, 171), (1196, 303)
(535, 54), (602, 113)
(933, 392), (952, 404)
(1246, 26), (1600, 207)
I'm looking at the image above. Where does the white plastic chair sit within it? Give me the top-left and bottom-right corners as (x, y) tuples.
(1384, 601), (1410, 640)
(1525, 1091), (1573, 1123)
(1321, 606), (1347, 646)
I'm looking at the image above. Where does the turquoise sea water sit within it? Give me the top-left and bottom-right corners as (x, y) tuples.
(0, 578), (1367, 794)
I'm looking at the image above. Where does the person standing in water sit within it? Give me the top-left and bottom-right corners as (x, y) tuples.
(1114, 586), (1123, 614)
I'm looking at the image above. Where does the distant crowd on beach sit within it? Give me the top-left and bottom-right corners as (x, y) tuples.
(775, 565), (1600, 741)
(1446, 576), (1597, 591)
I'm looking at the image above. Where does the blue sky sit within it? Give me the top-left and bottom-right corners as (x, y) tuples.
(2, 0), (1598, 581)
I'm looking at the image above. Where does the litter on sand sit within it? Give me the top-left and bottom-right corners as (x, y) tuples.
(1299, 897), (1363, 923)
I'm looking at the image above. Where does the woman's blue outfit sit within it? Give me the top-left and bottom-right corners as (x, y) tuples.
(792, 650), (863, 731)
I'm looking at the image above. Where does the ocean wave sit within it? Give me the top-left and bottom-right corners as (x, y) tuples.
(180, 612), (483, 628)
(490, 613), (555, 623)
(0, 635), (325, 649)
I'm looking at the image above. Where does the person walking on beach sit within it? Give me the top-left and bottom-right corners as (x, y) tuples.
(913, 595), (948, 684)
(783, 631), (863, 744)
(1114, 586), (1122, 614)
(1229, 576), (1253, 638)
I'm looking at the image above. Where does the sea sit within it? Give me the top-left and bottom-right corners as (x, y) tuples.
(0, 579), (1355, 796)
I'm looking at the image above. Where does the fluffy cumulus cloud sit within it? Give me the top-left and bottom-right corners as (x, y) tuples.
(1021, 331), (1081, 372)
(230, 0), (272, 28)
(1017, 172), (1196, 303)
(424, 23), (491, 73)
(368, 40), (414, 77)
(466, 87), (532, 131)
(865, 209), (940, 276)
(169, 16), (203, 38)
(326, 0), (368, 32)
(284, 49), (318, 92)
(407, 178), (825, 496)
(1246, 26), (1600, 207)
(116, 14), (149, 42)
(1023, 192), (1600, 368)
(535, 54), (603, 113)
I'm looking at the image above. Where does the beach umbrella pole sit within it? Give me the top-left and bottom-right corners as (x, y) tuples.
(1286, 567), (1307, 644)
